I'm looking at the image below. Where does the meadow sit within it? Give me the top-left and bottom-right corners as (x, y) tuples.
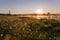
(0, 16), (60, 40)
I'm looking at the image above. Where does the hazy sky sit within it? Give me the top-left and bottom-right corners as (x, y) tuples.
(0, 0), (60, 14)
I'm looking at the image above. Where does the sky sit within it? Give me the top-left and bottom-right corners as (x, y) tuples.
(0, 0), (60, 14)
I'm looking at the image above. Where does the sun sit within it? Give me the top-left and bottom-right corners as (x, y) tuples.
(36, 9), (43, 14)
(35, 9), (44, 19)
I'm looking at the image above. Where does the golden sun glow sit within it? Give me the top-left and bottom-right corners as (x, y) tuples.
(35, 9), (44, 19)
(36, 9), (43, 14)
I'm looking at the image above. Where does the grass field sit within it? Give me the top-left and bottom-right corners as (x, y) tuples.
(0, 16), (60, 40)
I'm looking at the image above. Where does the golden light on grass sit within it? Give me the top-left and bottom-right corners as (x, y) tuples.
(36, 15), (47, 19)
(37, 16), (43, 19)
